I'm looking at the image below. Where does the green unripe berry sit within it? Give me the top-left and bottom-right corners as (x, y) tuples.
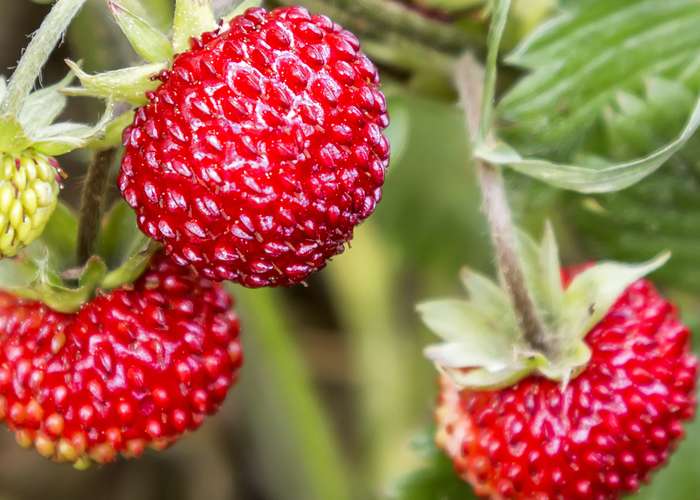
(0, 152), (61, 257)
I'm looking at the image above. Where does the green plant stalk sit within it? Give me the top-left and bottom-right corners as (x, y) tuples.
(231, 286), (354, 500)
(0, 0), (87, 117)
(326, 224), (430, 493)
(77, 148), (117, 264)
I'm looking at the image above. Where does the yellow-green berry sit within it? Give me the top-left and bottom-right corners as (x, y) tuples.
(0, 151), (62, 257)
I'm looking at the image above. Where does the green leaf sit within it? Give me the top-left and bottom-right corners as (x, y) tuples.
(108, 0), (173, 63)
(477, 95), (700, 192)
(498, 0), (700, 157)
(172, 0), (217, 54)
(418, 299), (518, 370)
(561, 252), (670, 341)
(63, 59), (165, 105)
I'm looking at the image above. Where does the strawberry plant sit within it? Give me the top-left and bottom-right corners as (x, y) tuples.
(0, 1), (699, 499)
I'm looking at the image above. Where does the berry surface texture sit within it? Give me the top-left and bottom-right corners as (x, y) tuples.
(0, 254), (242, 466)
(436, 271), (698, 500)
(120, 6), (390, 287)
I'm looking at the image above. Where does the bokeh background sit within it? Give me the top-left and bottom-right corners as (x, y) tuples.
(1, 1), (700, 499)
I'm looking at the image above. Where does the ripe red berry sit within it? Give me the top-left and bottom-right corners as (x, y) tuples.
(435, 272), (697, 499)
(0, 254), (242, 466)
(119, 6), (390, 287)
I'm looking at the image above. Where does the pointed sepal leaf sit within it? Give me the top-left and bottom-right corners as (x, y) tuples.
(108, 0), (173, 63)
(441, 364), (535, 391)
(0, 117), (32, 153)
(560, 251), (670, 341)
(0, 251), (105, 313)
(172, 0), (217, 54)
(419, 299), (520, 371)
(63, 60), (165, 105)
(420, 226), (671, 390)
(101, 238), (160, 290)
(18, 71), (73, 133)
(88, 110), (134, 151)
(31, 100), (114, 155)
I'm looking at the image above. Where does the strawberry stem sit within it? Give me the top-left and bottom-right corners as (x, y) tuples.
(454, 0), (550, 355)
(77, 148), (117, 264)
(475, 160), (549, 353)
(0, 0), (87, 118)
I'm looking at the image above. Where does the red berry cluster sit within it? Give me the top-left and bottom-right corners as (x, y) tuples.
(436, 274), (697, 500)
(0, 255), (242, 465)
(120, 6), (390, 287)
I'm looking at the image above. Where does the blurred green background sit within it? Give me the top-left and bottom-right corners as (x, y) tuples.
(1, 1), (700, 499)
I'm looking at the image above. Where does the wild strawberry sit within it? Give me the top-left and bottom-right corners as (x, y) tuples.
(419, 227), (698, 499)
(433, 272), (697, 499)
(0, 253), (242, 467)
(118, 6), (390, 287)
(0, 152), (62, 257)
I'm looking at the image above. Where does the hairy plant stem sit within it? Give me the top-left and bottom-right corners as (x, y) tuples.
(455, 54), (549, 355)
(77, 148), (117, 264)
(0, 0), (87, 117)
(476, 161), (549, 353)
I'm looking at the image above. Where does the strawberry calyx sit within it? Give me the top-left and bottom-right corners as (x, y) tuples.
(418, 223), (670, 389)
(0, 201), (159, 313)
(62, 0), (263, 117)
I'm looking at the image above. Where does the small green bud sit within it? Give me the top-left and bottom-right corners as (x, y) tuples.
(0, 152), (61, 257)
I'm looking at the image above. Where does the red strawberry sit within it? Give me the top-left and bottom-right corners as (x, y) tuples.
(119, 6), (390, 287)
(0, 254), (242, 467)
(435, 272), (697, 499)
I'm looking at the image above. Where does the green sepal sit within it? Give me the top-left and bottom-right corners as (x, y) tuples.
(63, 59), (165, 105)
(172, 0), (217, 54)
(18, 70), (74, 134)
(0, 68), (113, 156)
(108, 0), (173, 63)
(30, 100), (114, 156)
(0, 202), (159, 313)
(224, 0), (262, 22)
(0, 76), (6, 103)
(419, 225), (670, 390)
(88, 110), (134, 151)
(0, 253), (106, 313)
(101, 238), (160, 291)
(0, 116), (32, 154)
